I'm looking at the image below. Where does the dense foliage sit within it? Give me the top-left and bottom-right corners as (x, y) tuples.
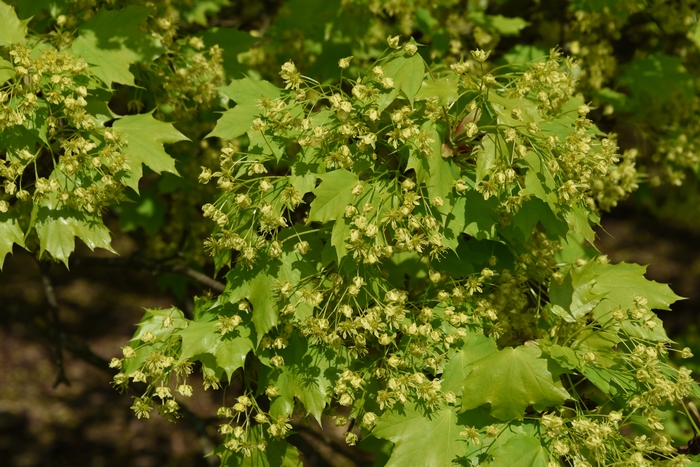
(1, 0), (700, 465)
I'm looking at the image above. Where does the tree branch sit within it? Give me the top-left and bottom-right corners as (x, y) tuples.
(38, 260), (70, 388)
(70, 256), (225, 292)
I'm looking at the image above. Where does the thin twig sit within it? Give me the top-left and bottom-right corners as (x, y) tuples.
(38, 260), (70, 388)
(71, 256), (225, 292)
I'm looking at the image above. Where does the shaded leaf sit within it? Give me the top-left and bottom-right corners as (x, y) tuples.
(113, 113), (189, 192)
(70, 6), (165, 86)
(549, 264), (602, 323)
(178, 319), (254, 380)
(265, 333), (345, 422)
(619, 55), (694, 103)
(307, 169), (358, 223)
(224, 267), (278, 342)
(208, 78), (281, 140)
(441, 333), (498, 394)
(201, 27), (256, 79)
(469, 12), (529, 36)
(486, 434), (549, 466)
(461, 346), (569, 420)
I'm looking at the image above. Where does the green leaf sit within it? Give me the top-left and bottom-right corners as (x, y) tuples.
(522, 150), (559, 212)
(564, 204), (596, 244)
(584, 262), (681, 341)
(207, 78), (281, 140)
(691, 25), (700, 50)
(132, 307), (188, 342)
(208, 103), (262, 141)
(505, 198), (567, 242)
(201, 28), (256, 79)
(0, 1), (27, 46)
(415, 75), (459, 106)
(0, 212), (25, 269)
(549, 265), (602, 323)
(501, 45), (548, 65)
(619, 55), (694, 103)
(248, 273), (278, 340)
(331, 216), (351, 262)
(476, 133), (506, 184)
(178, 319), (254, 381)
(469, 12), (529, 36)
(265, 333), (345, 421)
(373, 403), (466, 467)
(441, 333), (498, 394)
(380, 50), (425, 110)
(224, 268), (278, 342)
(594, 87), (629, 112)
(113, 113), (189, 192)
(589, 262), (682, 312)
(461, 346), (569, 420)
(181, 0), (229, 26)
(219, 78), (282, 104)
(34, 205), (114, 267)
(70, 6), (165, 86)
(0, 56), (13, 85)
(488, 93), (542, 128)
(486, 434), (549, 466)
(307, 169), (358, 223)
(407, 122), (458, 204)
(461, 191), (499, 239)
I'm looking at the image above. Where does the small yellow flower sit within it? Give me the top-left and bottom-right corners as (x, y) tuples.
(344, 431), (358, 446)
(404, 43), (418, 56)
(177, 384), (193, 397)
(338, 56), (353, 69)
(362, 412), (377, 427)
(387, 35), (400, 48)
(470, 48), (490, 63)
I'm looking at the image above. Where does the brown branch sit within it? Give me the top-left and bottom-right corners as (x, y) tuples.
(38, 260), (70, 388)
(70, 256), (225, 292)
(291, 423), (362, 465)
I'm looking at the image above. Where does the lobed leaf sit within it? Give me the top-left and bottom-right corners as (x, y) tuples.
(0, 1), (27, 46)
(0, 213), (25, 269)
(113, 113), (189, 192)
(70, 6), (165, 86)
(373, 403), (466, 467)
(307, 169), (358, 223)
(460, 345), (569, 420)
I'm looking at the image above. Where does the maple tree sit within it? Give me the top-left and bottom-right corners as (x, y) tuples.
(1, 0), (700, 465)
